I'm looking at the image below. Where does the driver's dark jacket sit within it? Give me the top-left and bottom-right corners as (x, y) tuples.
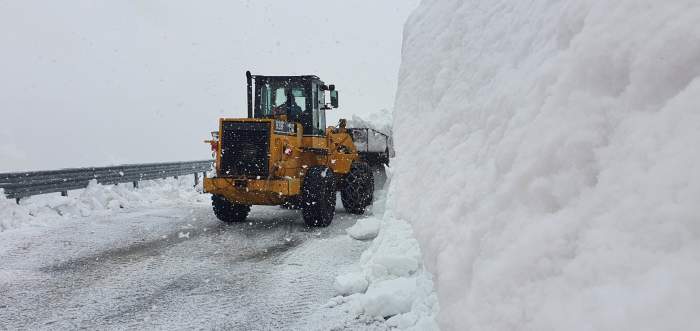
(283, 101), (313, 134)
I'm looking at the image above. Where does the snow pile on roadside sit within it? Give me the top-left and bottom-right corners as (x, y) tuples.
(0, 176), (208, 232)
(345, 216), (380, 240)
(330, 166), (439, 329)
(393, 0), (700, 330)
(334, 272), (369, 296)
(346, 108), (393, 136)
(330, 215), (439, 330)
(0, 189), (32, 231)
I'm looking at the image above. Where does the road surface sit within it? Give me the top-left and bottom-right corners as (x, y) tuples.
(0, 198), (386, 330)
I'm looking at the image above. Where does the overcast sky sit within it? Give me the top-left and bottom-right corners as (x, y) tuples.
(0, 0), (418, 172)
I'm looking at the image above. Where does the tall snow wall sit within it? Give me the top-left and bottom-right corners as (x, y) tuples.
(391, 1), (700, 330)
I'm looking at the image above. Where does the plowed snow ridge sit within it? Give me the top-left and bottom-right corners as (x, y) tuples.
(393, 1), (700, 330)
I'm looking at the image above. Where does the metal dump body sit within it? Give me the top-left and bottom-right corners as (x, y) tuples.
(347, 128), (395, 163)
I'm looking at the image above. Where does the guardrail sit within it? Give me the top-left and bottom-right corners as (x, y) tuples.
(0, 160), (213, 203)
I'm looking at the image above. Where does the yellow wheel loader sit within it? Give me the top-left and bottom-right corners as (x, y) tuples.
(203, 71), (392, 227)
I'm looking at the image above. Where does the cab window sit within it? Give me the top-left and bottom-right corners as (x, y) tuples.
(258, 81), (306, 117)
(292, 88), (306, 108)
(255, 78), (326, 135)
(273, 87), (287, 106)
(311, 83), (326, 135)
(259, 82), (290, 117)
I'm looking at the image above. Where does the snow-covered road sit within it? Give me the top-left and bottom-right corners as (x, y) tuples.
(0, 201), (383, 329)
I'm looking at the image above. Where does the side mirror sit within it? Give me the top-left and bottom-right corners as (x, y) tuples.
(330, 90), (339, 108)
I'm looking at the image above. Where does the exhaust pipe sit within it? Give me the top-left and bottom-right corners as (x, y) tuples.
(246, 71), (253, 118)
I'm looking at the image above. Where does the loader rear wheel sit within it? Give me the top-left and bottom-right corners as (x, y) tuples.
(341, 162), (374, 214)
(211, 195), (250, 223)
(301, 166), (336, 227)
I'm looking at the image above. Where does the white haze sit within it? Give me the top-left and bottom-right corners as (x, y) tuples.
(0, 0), (417, 172)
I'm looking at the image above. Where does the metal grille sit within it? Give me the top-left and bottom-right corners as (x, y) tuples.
(220, 121), (270, 177)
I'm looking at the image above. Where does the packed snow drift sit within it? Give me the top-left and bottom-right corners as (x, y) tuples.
(0, 177), (208, 232)
(346, 108), (394, 137)
(345, 216), (380, 240)
(392, 0), (700, 330)
(329, 131), (439, 330)
(330, 215), (438, 329)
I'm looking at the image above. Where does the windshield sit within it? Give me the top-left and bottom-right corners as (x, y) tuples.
(254, 77), (327, 135)
(258, 81), (307, 117)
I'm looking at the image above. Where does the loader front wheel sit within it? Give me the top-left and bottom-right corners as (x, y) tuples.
(301, 166), (336, 227)
(341, 162), (374, 214)
(211, 195), (250, 223)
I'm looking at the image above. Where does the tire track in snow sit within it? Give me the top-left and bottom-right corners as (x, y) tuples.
(0, 204), (375, 329)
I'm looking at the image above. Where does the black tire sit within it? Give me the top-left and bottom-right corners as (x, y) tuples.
(341, 162), (374, 214)
(211, 195), (250, 223)
(301, 166), (336, 227)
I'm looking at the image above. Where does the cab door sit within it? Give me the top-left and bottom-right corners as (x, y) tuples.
(309, 82), (326, 136)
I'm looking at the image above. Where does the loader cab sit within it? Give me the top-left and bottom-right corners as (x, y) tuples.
(248, 72), (338, 136)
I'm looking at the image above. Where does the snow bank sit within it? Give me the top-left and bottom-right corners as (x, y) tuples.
(0, 177), (208, 232)
(393, 0), (700, 330)
(346, 216), (380, 240)
(331, 167), (439, 329)
(330, 215), (439, 330)
(333, 272), (369, 296)
(346, 108), (393, 136)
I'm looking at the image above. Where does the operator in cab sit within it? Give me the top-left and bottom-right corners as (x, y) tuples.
(274, 90), (302, 123)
